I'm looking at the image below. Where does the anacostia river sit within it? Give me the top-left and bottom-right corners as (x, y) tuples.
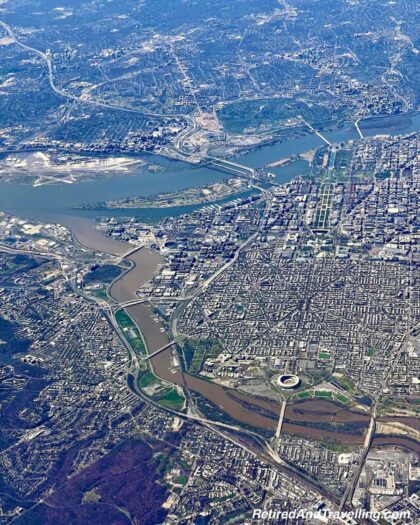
(108, 244), (419, 453)
(2, 113), (419, 448)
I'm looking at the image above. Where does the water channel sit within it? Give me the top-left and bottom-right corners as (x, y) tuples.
(108, 247), (419, 452)
(2, 111), (419, 449)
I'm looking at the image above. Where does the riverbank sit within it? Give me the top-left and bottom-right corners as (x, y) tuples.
(105, 241), (419, 450)
(2, 109), (419, 447)
(76, 179), (250, 210)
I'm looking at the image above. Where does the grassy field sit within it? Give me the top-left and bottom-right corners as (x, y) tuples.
(318, 352), (331, 359)
(83, 264), (121, 285)
(139, 371), (185, 411)
(139, 371), (159, 389)
(89, 287), (109, 301)
(297, 391), (311, 399)
(115, 310), (147, 356)
(296, 389), (351, 405)
(217, 97), (336, 133)
(174, 475), (188, 486)
(315, 390), (333, 398)
(184, 339), (222, 375)
(157, 388), (185, 411)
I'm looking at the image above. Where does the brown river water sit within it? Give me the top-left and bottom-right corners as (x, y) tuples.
(68, 223), (419, 452)
(64, 216), (129, 254)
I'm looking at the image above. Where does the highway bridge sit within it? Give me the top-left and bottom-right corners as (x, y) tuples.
(206, 157), (256, 179)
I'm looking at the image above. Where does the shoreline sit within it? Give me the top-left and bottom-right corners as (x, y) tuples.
(104, 234), (419, 448)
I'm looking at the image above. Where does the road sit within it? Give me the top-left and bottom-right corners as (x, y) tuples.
(0, 20), (193, 124)
(0, 240), (373, 523)
(202, 231), (259, 290)
(340, 250), (416, 510)
(171, 230), (260, 338)
(1, 19), (279, 193)
(339, 407), (377, 511)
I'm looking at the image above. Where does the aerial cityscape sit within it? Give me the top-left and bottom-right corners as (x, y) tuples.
(0, 0), (418, 524)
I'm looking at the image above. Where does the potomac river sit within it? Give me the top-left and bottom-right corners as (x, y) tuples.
(1, 112), (419, 449)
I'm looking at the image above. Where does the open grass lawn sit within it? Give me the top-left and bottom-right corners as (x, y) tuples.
(157, 388), (185, 411)
(116, 310), (147, 355)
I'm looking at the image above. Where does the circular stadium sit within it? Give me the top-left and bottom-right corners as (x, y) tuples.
(277, 374), (300, 389)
